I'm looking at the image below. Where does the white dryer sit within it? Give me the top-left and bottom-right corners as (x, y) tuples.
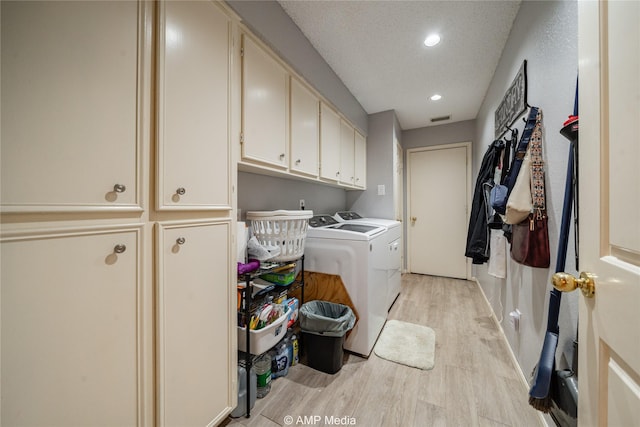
(334, 211), (402, 311)
(304, 215), (388, 357)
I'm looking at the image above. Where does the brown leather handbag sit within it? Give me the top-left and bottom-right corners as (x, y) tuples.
(511, 110), (550, 268)
(511, 213), (550, 268)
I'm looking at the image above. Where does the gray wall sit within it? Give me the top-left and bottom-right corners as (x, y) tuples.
(473, 0), (578, 386)
(347, 110), (398, 219)
(237, 172), (346, 219)
(402, 119), (476, 150)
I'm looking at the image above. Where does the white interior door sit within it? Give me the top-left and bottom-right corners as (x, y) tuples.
(575, 1), (640, 425)
(407, 143), (471, 279)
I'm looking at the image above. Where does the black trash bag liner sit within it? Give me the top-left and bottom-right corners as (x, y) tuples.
(299, 301), (355, 337)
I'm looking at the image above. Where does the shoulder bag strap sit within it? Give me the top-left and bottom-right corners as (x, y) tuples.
(505, 107), (539, 196)
(529, 110), (546, 218)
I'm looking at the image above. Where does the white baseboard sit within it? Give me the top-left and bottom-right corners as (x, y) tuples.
(471, 276), (550, 427)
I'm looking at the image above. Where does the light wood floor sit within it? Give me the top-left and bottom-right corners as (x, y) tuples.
(222, 274), (544, 427)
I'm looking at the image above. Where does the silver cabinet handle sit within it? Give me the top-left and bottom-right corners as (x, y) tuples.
(113, 184), (126, 193)
(176, 237), (185, 245)
(114, 244), (127, 254)
(176, 187), (186, 196)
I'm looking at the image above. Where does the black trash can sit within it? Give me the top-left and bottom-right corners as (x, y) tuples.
(299, 301), (355, 374)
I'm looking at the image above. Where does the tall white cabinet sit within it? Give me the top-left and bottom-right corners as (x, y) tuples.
(0, 1), (236, 426)
(155, 1), (235, 425)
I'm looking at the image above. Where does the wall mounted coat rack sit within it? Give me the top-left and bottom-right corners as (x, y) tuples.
(495, 60), (528, 140)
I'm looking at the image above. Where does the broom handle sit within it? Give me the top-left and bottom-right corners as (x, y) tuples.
(547, 140), (575, 333)
(547, 80), (579, 332)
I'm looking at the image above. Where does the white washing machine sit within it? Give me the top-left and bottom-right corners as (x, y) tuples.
(334, 211), (402, 311)
(304, 215), (388, 357)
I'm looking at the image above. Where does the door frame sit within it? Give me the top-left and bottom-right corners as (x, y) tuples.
(406, 142), (472, 279)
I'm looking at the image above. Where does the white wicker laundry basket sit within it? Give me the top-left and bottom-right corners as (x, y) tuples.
(246, 210), (313, 262)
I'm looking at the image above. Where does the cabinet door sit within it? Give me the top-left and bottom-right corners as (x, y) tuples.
(156, 221), (234, 427)
(354, 131), (367, 189)
(0, 1), (147, 212)
(290, 77), (320, 177)
(241, 34), (288, 168)
(319, 102), (342, 182)
(340, 119), (355, 186)
(157, 1), (231, 210)
(1, 227), (146, 426)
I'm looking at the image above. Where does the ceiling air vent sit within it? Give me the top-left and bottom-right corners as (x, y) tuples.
(430, 115), (451, 123)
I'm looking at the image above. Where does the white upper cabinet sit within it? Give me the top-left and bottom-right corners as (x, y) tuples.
(339, 119), (355, 186)
(156, 0), (231, 210)
(0, 1), (148, 212)
(319, 102), (342, 182)
(354, 131), (367, 189)
(241, 34), (289, 168)
(290, 77), (320, 177)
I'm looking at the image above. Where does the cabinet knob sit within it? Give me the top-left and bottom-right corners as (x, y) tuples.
(295, 159), (301, 165)
(114, 244), (127, 254)
(279, 153), (285, 161)
(176, 187), (186, 196)
(176, 237), (186, 245)
(336, 171), (340, 177)
(113, 184), (126, 193)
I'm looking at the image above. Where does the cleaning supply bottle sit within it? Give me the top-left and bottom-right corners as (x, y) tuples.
(254, 353), (271, 398)
(291, 334), (299, 366)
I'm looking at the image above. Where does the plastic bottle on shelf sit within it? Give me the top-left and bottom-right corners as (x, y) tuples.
(285, 332), (293, 367)
(230, 364), (257, 418)
(271, 339), (289, 378)
(291, 334), (299, 366)
(254, 353), (272, 398)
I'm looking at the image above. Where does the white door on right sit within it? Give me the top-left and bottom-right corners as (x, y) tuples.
(575, 1), (640, 425)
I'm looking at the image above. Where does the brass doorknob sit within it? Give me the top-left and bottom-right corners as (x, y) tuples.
(411, 216), (417, 222)
(552, 272), (596, 298)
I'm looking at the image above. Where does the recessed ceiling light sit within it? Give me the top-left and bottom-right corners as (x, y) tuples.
(424, 34), (441, 47)
(430, 94), (442, 101)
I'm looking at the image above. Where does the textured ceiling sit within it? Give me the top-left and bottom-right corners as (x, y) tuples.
(278, 0), (521, 130)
